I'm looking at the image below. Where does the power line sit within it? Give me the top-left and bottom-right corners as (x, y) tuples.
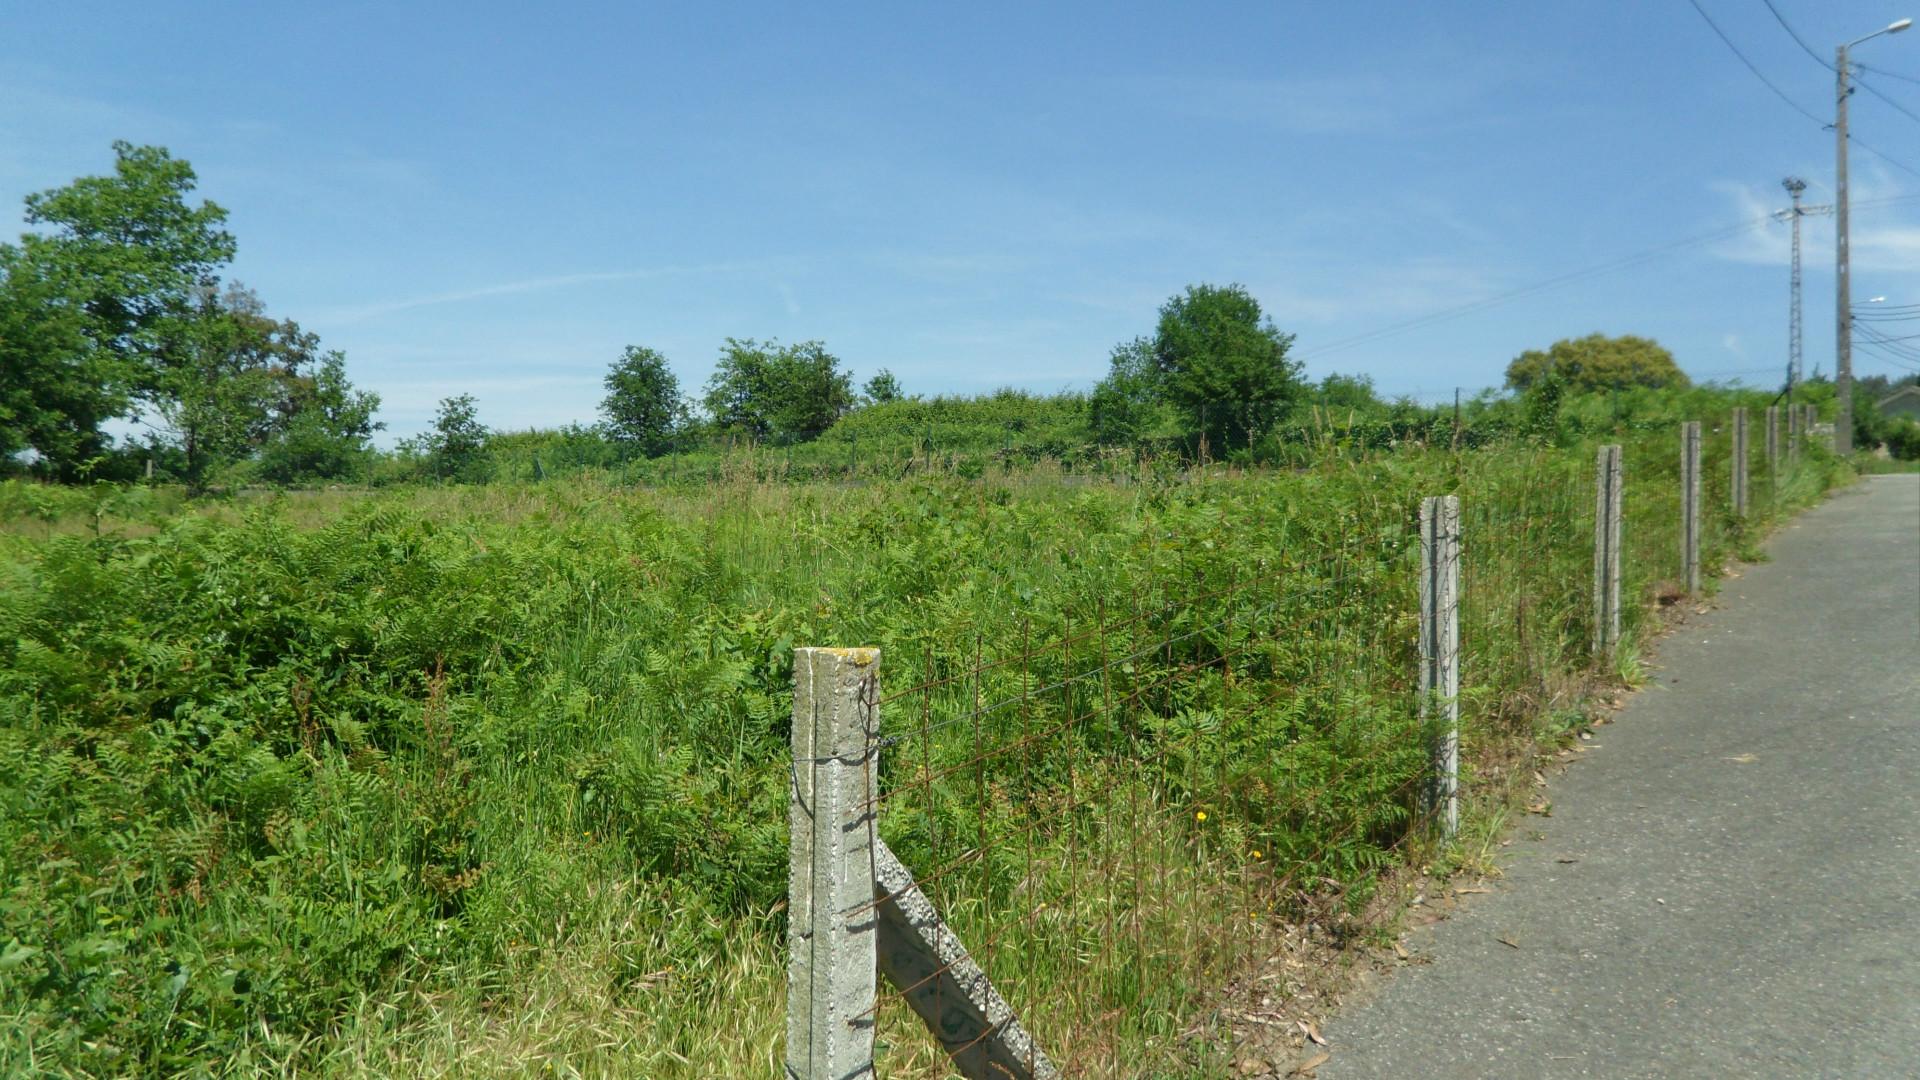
(1855, 332), (1920, 374)
(1689, 0), (1920, 178)
(1296, 218), (1769, 361)
(1763, 0), (1920, 129)
(1686, 0), (1826, 124)
(1856, 340), (1920, 371)
(1857, 63), (1920, 87)
(1852, 72), (1920, 132)
(1296, 195), (1920, 362)
(1760, 0), (1831, 68)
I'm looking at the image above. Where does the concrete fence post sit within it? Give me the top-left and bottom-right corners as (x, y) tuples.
(787, 648), (880, 1080)
(1681, 422), (1702, 596)
(1592, 445), (1623, 661)
(1788, 404), (1803, 459)
(1765, 405), (1780, 491)
(1419, 495), (1460, 840)
(1731, 408), (1749, 519)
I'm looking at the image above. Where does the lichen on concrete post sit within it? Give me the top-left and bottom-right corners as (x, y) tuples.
(1419, 495), (1460, 839)
(787, 647), (880, 1080)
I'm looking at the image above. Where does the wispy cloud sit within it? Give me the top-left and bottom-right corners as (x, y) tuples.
(1110, 71), (1495, 136)
(1710, 169), (1920, 275)
(315, 259), (808, 324)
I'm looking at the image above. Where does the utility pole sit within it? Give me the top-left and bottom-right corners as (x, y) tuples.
(1834, 17), (1915, 455)
(1836, 48), (1854, 454)
(1775, 179), (1831, 408)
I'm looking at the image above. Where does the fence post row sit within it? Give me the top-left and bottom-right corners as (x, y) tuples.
(1419, 495), (1461, 840)
(1592, 444), (1623, 661)
(1731, 407), (1749, 519)
(1681, 421), (1702, 596)
(787, 648), (880, 1080)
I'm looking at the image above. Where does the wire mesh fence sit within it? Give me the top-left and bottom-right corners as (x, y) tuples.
(783, 419), (1833, 1079)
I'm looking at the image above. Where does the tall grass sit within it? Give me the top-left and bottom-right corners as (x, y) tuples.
(0, 411), (1847, 1076)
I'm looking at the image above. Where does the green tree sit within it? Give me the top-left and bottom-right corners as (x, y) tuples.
(0, 245), (106, 471)
(256, 353), (383, 483)
(1149, 284), (1304, 453)
(862, 369), (903, 405)
(703, 338), (853, 442)
(423, 393), (489, 481)
(1505, 333), (1689, 393)
(1316, 373), (1382, 413)
(1089, 337), (1172, 445)
(0, 142), (235, 476)
(601, 345), (683, 456)
(145, 283), (382, 488)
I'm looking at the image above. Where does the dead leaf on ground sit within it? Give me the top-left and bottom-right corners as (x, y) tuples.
(1724, 753), (1757, 764)
(1496, 935), (1521, 949)
(1525, 799), (1552, 816)
(1298, 1019), (1327, 1046)
(1393, 941), (1409, 960)
(1454, 886), (1491, 895)
(1292, 1051), (1332, 1077)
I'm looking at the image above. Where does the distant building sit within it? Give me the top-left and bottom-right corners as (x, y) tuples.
(1877, 384), (1920, 423)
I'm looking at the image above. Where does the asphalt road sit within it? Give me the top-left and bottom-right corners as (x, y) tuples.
(1322, 474), (1920, 1079)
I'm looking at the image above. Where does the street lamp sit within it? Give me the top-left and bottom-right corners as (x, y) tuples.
(1836, 17), (1912, 455)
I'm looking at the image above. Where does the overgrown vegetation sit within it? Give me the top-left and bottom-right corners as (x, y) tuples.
(0, 387), (1848, 1076)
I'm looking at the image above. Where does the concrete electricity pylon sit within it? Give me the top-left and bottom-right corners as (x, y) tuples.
(1774, 177), (1834, 406)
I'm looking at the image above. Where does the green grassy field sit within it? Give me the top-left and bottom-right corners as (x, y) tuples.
(0, 407), (1847, 1077)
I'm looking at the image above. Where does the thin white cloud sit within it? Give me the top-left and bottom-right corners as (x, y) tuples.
(1711, 168), (1920, 275)
(315, 259), (806, 324)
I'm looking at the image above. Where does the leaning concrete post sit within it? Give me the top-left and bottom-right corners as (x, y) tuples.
(788, 648), (880, 1080)
(1419, 495), (1460, 839)
(1731, 408), (1749, 519)
(872, 839), (1059, 1079)
(1592, 445), (1623, 661)
(1681, 422), (1702, 596)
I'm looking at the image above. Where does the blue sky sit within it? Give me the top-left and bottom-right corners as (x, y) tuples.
(8, 1), (1920, 440)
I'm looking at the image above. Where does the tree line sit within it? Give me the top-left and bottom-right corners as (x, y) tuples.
(23, 143), (1857, 490)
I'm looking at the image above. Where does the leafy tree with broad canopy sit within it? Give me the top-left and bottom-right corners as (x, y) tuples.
(601, 345), (684, 456)
(703, 338), (853, 442)
(1094, 284), (1304, 453)
(2, 142), (382, 482)
(1505, 333), (1690, 393)
(1, 142), (235, 476)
